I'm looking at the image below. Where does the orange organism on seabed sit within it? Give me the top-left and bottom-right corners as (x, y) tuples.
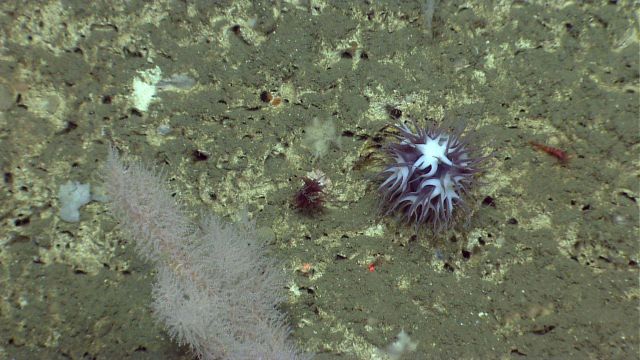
(529, 141), (569, 165)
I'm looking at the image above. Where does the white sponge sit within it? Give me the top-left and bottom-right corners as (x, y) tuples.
(58, 181), (91, 222)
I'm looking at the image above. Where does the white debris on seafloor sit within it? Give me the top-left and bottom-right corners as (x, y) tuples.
(130, 67), (196, 113)
(130, 66), (162, 112)
(374, 329), (418, 359)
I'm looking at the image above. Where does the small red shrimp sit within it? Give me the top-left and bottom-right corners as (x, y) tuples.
(529, 141), (569, 165)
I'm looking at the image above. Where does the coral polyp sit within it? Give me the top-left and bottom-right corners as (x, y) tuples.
(378, 121), (485, 231)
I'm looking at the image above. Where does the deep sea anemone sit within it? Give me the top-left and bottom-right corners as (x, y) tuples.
(378, 121), (485, 231)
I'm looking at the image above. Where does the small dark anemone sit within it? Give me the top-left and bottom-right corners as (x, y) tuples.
(378, 120), (486, 231)
(293, 176), (326, 215)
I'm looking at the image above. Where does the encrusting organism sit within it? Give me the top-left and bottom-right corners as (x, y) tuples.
(378, 121), (486, 231)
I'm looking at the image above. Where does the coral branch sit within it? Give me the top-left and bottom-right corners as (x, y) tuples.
(103, 147), (309, 360)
